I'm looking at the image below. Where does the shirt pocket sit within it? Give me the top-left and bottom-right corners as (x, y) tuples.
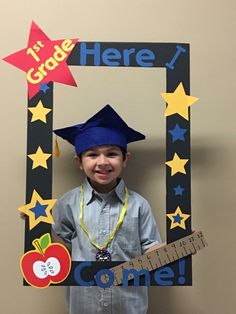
(115, 217), (140, 252)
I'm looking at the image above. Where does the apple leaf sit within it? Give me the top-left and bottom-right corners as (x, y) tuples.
(40, 233), (51, 251)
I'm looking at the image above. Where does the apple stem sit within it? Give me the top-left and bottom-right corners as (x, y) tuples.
(32, 239), (45, 256)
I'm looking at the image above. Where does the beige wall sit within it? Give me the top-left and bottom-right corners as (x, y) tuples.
(1, 1), (235, 313)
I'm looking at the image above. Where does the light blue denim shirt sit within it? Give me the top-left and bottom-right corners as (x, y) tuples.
(53, 178), (161, 314)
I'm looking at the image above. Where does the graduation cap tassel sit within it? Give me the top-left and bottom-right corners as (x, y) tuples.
(54, 136), (60, 157)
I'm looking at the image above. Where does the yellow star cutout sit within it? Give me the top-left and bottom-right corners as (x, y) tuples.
(28, 146), (51, 169)
(161, 82), (199, 120)
(165, 153), (188, 176)
(167, 206), (190, 230)
(28, 100), (52, 123)
(18, 190), (57, 230)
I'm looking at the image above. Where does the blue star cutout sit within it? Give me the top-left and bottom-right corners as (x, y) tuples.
(174, 185), (185, 196)
(168, 124), (187, 142)
(30, 201), (48, 219)
(40, 83), (50, 93)
(173, 213), (183, 224)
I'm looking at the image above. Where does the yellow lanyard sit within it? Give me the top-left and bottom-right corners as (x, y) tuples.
(79, 185), (129, 250)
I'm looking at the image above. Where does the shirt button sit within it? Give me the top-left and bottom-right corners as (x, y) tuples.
(104, 302), (108, 307)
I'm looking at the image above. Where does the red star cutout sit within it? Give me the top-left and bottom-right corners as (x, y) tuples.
(3, 21), (78, 99)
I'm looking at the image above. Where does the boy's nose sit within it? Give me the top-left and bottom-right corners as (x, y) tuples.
(97, 154), (108, 165)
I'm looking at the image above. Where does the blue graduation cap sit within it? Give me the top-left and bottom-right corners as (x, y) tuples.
(54, 104), (145, 155)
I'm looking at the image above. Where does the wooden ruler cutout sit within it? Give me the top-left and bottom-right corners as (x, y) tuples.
(100, 230), (207, 286)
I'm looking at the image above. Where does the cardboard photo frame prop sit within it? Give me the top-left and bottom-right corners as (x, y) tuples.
(3, 22), (199, 287)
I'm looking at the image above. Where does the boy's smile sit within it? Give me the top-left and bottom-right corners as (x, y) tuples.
(76, 145), (129, 192)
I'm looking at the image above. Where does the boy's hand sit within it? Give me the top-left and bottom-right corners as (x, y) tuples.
(144, 242), (166, 254)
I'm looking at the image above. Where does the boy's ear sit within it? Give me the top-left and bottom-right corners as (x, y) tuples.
(123, 151), (131, 168)
(74, 155), (83, 170)
(126, 151), (131, 159)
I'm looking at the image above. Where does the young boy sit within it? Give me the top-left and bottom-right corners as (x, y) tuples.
(52, 104), (162, 314)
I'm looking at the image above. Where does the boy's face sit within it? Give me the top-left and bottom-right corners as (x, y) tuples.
(76, 145), (129, 192)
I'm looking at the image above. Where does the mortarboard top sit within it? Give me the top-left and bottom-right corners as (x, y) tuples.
(54, 104), (145, 155)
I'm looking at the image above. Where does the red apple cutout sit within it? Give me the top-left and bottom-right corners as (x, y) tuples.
(20, 233), (71, 288)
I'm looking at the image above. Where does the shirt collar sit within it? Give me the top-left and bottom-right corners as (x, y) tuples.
(83, 177), (126, 205)
(114, 178), (126, 204)
(83, 178), (94, 205)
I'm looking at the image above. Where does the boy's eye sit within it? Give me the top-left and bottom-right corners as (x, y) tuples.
(84, 150), (121, 158)
(86, 153), (98, 158)
(107, 152), (119, 157)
